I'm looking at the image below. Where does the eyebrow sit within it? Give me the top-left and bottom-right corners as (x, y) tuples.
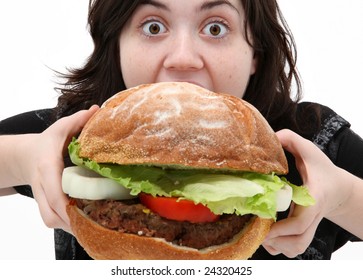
(200, 0), (240, 14)
(140, 0), (170, 11)
(140, 0), (238, 14)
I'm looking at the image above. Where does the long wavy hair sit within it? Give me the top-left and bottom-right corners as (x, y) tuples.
(56, 0), (319, 133)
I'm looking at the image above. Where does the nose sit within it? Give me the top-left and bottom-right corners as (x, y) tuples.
(163, 33), (204, 71)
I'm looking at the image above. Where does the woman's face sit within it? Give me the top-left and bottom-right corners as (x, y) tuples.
(119, 0), (256, 98)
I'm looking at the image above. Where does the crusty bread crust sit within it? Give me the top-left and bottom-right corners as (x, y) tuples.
(67, 204), (273, 260)
(78, 82), (288, 174)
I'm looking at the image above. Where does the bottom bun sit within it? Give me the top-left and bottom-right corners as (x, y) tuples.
(67, 204), (273, 260)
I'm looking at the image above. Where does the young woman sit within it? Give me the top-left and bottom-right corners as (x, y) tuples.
(1, 0), (362, 260)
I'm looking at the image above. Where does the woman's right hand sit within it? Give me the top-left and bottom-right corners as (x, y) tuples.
(17, 106), (99, 232)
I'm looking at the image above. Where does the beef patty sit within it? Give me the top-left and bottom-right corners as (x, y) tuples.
(76, 199), (252, 249)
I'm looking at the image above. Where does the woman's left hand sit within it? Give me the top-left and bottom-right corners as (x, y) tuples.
(262, 129), (354, 258)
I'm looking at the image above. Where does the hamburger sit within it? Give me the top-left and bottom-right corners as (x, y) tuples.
(62, 82), (314, 259)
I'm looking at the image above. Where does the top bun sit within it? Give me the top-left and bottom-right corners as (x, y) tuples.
(78, 82), (287, 174)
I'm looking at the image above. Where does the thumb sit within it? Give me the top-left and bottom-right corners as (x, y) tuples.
(42, 105), (99, 157)
(58, 105), (100, 138)
(275, 129), (315, 159)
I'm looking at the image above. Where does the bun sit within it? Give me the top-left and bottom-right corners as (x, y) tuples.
(67, 203), (273, 260)
(78, 82), (287, 174)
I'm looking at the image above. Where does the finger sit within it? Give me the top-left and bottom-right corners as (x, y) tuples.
(38, 157), (71, 228)
(263, 204), (322, 257)
(264, 210), (321, 258)
(32, 181), (71, 232)
(262, 242), (281, 256)
(42, 177), (71, 228)
(32, 146), (70, 230)
(265, 204), (320, 239)
(263, 220), (318, 258)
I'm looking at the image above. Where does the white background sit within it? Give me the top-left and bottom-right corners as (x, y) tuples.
(0, 0), (362, 260)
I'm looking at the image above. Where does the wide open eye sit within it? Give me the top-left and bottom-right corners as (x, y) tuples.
(142, 21), (167, 36)
(202, 22), (228, 38)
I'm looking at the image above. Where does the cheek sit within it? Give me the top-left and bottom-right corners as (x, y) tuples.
(119, 43), (133, 87)
(213, 50), (255, 98)
(119, 41), (156, 88)
(120, 50), (143, 88)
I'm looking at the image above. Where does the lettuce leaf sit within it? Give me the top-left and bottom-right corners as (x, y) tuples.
(69, 138), (315, 220)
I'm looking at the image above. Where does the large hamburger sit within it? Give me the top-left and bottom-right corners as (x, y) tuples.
(62, 82), (314, 259)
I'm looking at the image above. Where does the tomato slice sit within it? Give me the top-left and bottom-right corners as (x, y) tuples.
(139, 193), (219, 223)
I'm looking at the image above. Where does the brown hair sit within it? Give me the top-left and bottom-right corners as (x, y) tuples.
(56, 0), (319, 133)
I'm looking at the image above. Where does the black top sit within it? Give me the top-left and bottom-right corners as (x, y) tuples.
(1, 103), (362, 260)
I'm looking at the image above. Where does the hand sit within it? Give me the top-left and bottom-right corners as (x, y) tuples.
(262, 129), (351, 258)
(21, 106), (99, 233)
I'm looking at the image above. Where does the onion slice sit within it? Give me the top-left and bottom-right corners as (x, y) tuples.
(62, 166), (135, 200)
(276, 184), (293, 211)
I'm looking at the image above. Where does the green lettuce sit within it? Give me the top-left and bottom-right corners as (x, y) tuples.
(69, 139), (315, 220)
